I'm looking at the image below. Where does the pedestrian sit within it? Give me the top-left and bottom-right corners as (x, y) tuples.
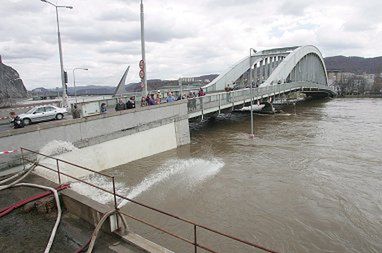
(156, 90), (162, 100)
(126, 96), (136, 109)
(148, 94), (156, 106)
(187, 91), (196, 110)
(141, 96), (147, 107)
(100, 103), (107, 114)
(166, 92), (176, 103)
(72, 104), (81, 119)
(115, 98), (126, 111)
(155, 90), (161, 104)
(198, 88), (206, 97)
(9, 111), (24, 129)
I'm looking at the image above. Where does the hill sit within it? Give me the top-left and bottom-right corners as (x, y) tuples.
(324, 56), (382, 74)
(0, 60), (27, 99)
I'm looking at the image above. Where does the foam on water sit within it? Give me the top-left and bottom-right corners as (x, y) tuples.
(118, 157), (224, 208)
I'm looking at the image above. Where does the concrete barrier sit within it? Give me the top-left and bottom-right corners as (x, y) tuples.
(0, 101), (190, 172)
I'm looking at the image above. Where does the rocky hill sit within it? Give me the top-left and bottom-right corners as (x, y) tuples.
(324, 56), (382, 74)
(0, 61), (27, 101)
(125, 74), (219, 92)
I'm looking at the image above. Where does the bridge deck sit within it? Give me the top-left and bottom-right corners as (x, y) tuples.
(188, 82), (335, 118)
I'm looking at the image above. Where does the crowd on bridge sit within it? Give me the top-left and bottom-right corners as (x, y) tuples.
(112, 88), (206, 112)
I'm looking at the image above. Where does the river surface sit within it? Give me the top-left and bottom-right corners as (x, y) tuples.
(99, 98), (382, 253)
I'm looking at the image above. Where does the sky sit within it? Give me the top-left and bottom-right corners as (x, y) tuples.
(1, 0), (381, 90)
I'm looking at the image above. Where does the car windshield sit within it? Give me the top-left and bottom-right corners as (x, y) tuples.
(25, 108), (36, 114)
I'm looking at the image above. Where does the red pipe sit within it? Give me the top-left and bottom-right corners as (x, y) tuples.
(0, 184), (70, 218)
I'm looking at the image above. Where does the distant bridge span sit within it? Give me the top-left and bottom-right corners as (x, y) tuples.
(186, 45), (335, 118)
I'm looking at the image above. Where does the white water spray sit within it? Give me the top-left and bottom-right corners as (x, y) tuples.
(71, 175), (129, 204)
(118, 157), (224, 208)
(34, 140), (79, 182)
(39, 140), (78, 157)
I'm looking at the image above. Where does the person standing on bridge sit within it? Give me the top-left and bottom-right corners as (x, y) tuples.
(141, 96), (147, 107)
(100, 103), (107, 114)
(9, 111), (24, 129)
(126, 96), (136, 109)
(198, 88), (206, 97)
(115, 98), (126, 111)
(72, 104), (81, 119)
(148, 94), (156, 106)
(166, 92), (176, 103)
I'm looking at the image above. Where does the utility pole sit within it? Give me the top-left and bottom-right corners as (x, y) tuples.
(249, 48), (256, 139)
(140, 0), (147, 96)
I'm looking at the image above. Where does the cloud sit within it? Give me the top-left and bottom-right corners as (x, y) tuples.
(0, 0), (381, 90)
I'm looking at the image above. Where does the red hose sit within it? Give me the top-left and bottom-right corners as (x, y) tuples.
(0, 184), (70, 218)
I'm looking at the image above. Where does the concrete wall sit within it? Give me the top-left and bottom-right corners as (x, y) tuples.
(35, 122), (179, 182)
(0, 101), (190, 172)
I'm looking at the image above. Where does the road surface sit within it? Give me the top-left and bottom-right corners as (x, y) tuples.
(0, 116), (74, 133)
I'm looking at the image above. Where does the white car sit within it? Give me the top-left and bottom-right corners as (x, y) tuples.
(18, 105), (67, 125)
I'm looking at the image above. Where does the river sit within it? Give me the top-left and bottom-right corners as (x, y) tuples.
(100, 98), (382, 253)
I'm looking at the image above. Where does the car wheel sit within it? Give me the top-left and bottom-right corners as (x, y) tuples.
(55, 113), (64, 120)
(23, 118), (31, 126)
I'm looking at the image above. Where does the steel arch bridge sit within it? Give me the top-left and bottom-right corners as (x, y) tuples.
(187, 45), (335, 119)
(203, 45), (329, 91)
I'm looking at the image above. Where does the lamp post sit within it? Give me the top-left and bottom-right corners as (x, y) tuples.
(140, 0), (148, 97)
(73, 68), (88, 104)
(41, 0), (73, 108)
(178, 77), (184, 100)
(249, 48), (257, 138)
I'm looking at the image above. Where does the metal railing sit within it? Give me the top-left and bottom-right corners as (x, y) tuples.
(20, 147), (278, 253)
(187, 82), (335, 115)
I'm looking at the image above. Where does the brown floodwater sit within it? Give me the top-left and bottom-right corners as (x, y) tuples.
(101, 98), (382, 253)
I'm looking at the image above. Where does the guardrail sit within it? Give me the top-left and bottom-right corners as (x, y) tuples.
(187, 82), (335, 116)
(20, 147), (278, 253)
(76, 87), (200, 117)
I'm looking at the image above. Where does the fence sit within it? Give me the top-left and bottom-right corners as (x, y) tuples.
(187, 82), (336, 114)
(20, 147), (278, 253)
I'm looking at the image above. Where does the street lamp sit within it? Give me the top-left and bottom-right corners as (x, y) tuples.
(41, 0), (73, 108)
(249, 48), (257, 138)
(73, 68), (88, 104)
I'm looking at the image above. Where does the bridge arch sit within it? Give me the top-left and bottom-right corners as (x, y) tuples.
(203, 45), (328, 92)
(261, 45), (328, 87)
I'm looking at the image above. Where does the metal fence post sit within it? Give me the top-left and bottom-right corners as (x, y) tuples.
(56, 159), (61, 185)
(218, 93), (221, 114)
(194, 224), (197, 253)
(20, 148), (26, 171)
(112, 176), (120, 229)
(112, 176), (118, 211)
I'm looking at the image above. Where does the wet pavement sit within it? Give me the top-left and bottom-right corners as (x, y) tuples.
(0, 176), (144, 253)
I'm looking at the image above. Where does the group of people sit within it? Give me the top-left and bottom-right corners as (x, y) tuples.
(140, 90), (163, 107)
(139, 89), (205, 107)
(115, 96), (136, 111)
(114, 88), (207, 110)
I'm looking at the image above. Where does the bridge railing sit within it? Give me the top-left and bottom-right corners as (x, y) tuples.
(188, 82), (335, 115)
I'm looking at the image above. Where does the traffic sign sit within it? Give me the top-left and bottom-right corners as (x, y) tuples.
(139, 60), (145, 69)
(139, 70), (145, 79)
